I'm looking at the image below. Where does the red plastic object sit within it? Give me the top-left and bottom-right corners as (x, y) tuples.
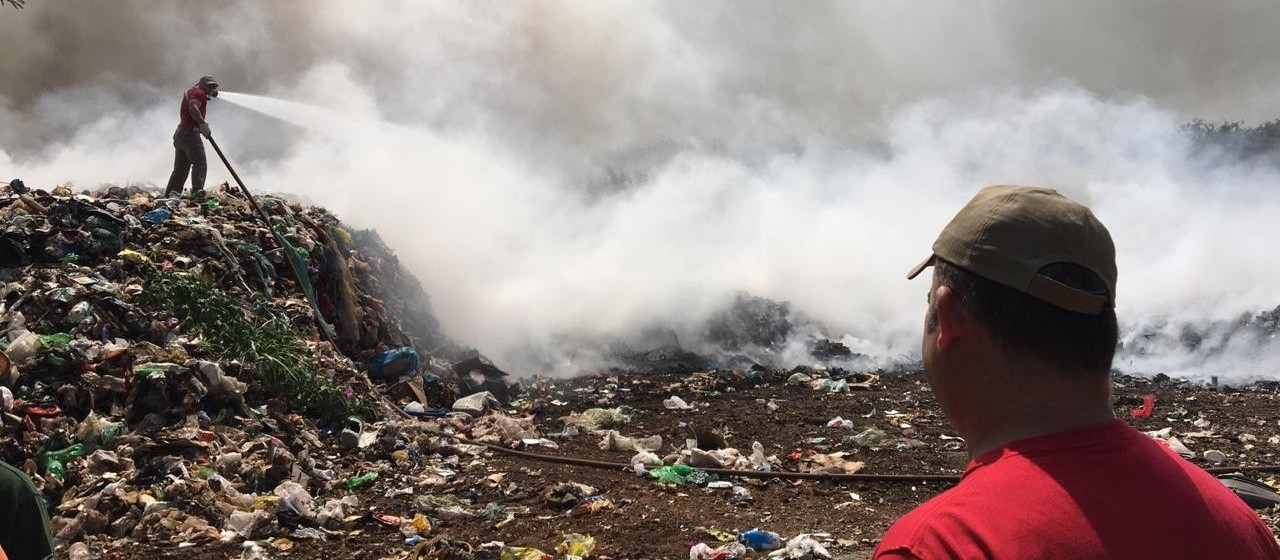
(372, 513), (405, 527)
(20, 403), (62, 418)
(1130, 394), (1156, 419)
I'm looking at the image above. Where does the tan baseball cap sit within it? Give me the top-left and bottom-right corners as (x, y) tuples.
(906, 185), (1117, 315)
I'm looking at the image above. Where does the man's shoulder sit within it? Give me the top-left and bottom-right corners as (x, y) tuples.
(875, 481), (978, 554)
(185, 87), (207, 101)
(0, 460), (39, 500)
(875, 424), (1280, 559)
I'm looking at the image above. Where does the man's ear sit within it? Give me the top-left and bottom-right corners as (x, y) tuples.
(933, 285), (967, 350)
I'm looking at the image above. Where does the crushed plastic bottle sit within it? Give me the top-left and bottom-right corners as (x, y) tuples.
(3, 331), (42, 362)
(346, 471), (379, 488)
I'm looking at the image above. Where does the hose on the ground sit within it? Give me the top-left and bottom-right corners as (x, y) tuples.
(425, 426), (1280, 483)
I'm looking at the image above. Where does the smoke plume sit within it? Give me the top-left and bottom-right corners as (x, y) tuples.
(4, 1), (1280, 381)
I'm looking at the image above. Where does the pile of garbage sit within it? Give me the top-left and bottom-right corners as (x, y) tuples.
(0, 180), (520, 554)
(9, 180), (1276, 559)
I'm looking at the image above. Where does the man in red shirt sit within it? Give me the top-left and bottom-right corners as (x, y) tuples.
(163, 75), (219, 199)
(875, 185), (1280, 559)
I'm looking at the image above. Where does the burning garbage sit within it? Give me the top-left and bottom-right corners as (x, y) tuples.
(4, 180), (1280, 559)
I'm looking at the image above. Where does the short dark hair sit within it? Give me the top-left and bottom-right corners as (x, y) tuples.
(930, 259), (1118, 376)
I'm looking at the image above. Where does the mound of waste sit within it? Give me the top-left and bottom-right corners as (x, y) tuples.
(5, 180), (1280, 560)
(0, 181), (523, 552)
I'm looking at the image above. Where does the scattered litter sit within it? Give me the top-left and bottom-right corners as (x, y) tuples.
(556, 533), (596, 558)
(572, 408), (630, 431)
(738, 528), (783, 551)
(453, 391), (501, 416)
(1131, 394), (1156, 419)
(2, 183), (1275, 558)
(691, 542), (749, 560)
(826, 416), (854, 429)
(501, 547), (553, 560)
(771, 534), (832, 559)
(599, 430), (663, 452)
(847, 427), (893, 447)
(664, 396), (694, 409)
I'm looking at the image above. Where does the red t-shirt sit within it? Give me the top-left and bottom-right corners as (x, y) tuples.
(178, 86), (208, 129)
(874, 420), (1280, 559)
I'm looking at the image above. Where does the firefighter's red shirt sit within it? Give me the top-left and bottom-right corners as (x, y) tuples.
(178, 87), (208, 128)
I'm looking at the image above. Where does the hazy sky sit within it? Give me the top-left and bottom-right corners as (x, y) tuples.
(4, 1), (1280, 379)
(4, 1), (1280, 155)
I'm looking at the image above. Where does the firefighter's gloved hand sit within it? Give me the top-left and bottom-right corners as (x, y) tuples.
(198, 122), (211, 138)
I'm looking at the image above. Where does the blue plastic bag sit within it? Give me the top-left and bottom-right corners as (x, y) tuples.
(142, 208), (172, 225)
(366, 347), (420, 378)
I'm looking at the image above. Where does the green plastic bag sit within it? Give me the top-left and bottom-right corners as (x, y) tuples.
(650, 464), (695, 484)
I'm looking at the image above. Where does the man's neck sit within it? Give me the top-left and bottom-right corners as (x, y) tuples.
(959, 367), (1116, 458)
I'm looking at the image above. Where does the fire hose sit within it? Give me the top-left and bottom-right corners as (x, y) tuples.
(425, 425), (1280, 483)
(207, 135), (339, 343)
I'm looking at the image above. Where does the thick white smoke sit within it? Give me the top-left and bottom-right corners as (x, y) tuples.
(3, 1), (1280, 381)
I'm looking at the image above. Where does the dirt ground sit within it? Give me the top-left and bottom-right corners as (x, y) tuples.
(94, 370), (1280, 560)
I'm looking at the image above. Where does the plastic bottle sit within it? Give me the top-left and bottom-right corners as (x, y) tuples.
(4, 331), (43, 363)
(43, 444), (85, 478)
(750, 441), (767, 467)
(738, 529), (782, 550)
(345, 471), (379, 488)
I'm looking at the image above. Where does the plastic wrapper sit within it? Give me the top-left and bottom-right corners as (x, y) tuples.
(273, 481), (314, 518)
(500, 547), (553, 560)
(556, 533), (596, 559)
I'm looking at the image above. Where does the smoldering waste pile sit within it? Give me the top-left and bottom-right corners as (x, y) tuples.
(0, 181), (501, 554)
(0, 180), (910, 560)
(4, 181), (1280, 560)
